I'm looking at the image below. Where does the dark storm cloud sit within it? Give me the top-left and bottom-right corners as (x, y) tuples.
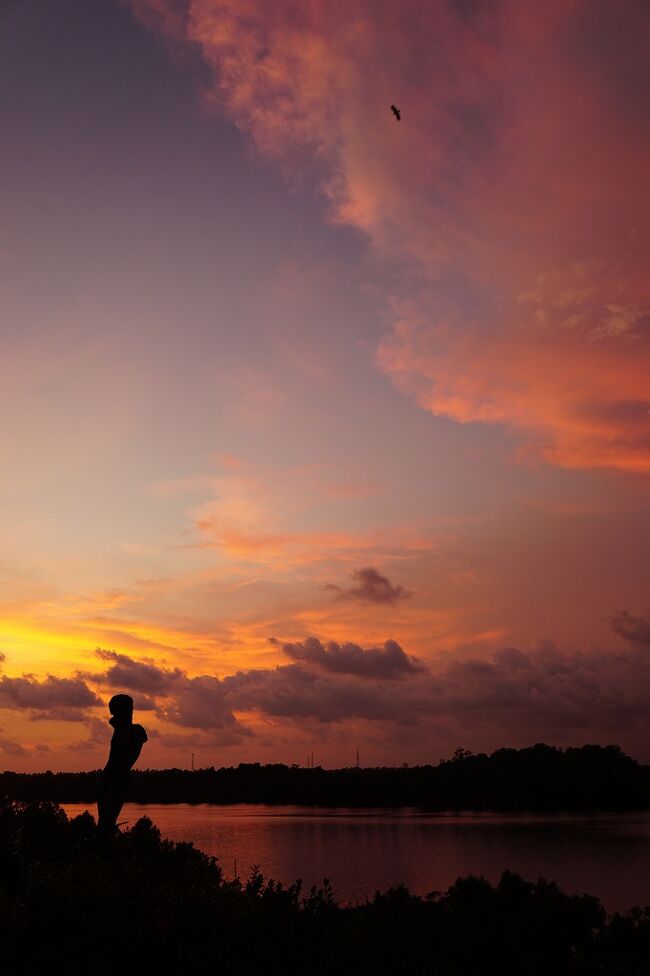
(51, 608), (650, 746)
(67, 716), (114, 754)
(223, 664), (430, 724)
(220, 638), (650, 735)
(94, 648), (184, 694)
(131, 695), (158, 710)
(86, 643), (429, 727)
(271, 636), (426, 679)
(89, 638), (650, 735)
(88, 651), (249, 740)
(326, 567), (411, 605)
(0, 737), (27, 756)
(493, 646), (532, 670)
(0, 674), (101, 713)
(611, 610), (650, 648)
(162, 674), (251, 738)
(29, 707), (102, 723)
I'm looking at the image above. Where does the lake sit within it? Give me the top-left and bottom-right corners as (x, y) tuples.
(62, 803), (650, 913)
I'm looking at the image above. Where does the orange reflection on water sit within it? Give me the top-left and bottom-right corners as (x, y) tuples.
(61, 803), (650, 913)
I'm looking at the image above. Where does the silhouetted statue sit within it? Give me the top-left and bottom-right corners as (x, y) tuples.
(97, 694), (147, 850)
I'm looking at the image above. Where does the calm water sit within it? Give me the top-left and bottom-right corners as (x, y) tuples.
(62, 803), (650, 912)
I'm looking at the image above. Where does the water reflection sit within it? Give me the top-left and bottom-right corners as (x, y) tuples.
(62, 803), (650, 912)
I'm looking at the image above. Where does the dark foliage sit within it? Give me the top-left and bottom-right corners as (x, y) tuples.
(0, 798), (648, 975)
(2, 743), (649, 810)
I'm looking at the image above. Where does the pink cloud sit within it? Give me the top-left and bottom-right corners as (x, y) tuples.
(132, 0), (649, 472)
(187, 464), (437, 568)
(377, 279), (650, 472)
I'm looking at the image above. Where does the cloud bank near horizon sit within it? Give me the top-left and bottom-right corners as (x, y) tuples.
(2, 609), (650, 759)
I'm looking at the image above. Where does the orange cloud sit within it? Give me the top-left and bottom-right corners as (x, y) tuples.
(195, 518), (433, 565)
(7, 612), (650, 770)
(183, 461), (441, 570)
(133, 0), (649, 472)
(377, 275), (650, 472)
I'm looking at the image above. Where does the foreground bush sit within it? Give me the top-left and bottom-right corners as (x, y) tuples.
(0, 797), (648, 975)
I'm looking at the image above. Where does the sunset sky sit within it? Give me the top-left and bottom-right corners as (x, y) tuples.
(1, 0), (649, 770)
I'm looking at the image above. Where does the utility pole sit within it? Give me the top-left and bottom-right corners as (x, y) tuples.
(191, 752), (195, 771)
(356, 748), (360, 769)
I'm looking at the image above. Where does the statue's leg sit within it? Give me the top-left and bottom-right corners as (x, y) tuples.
(97, 780), (125, 852)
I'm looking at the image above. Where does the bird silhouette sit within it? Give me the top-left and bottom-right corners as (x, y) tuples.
(390, 104), (401, 121)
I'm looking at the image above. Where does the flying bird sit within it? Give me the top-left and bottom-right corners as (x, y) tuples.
(390, 104), (401, 121)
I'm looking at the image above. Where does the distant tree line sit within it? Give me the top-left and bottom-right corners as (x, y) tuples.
(2, 743), (649, 810)
(0, 797), (648, 975)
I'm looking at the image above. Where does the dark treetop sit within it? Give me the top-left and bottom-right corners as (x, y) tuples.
(2, 743), (649, 810)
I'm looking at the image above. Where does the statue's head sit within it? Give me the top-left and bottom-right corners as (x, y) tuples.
(108, 693), (134, 721)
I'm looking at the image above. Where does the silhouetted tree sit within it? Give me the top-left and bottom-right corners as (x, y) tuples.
(2, 744), (648, 810)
